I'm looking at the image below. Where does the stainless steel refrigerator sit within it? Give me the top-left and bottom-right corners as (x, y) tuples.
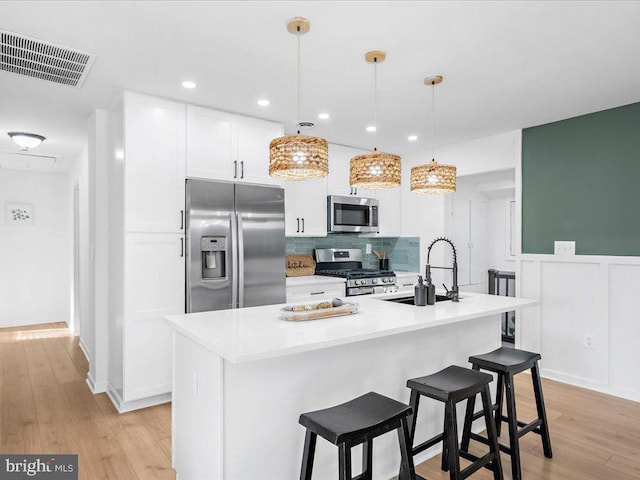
(186, 179), (286, 313)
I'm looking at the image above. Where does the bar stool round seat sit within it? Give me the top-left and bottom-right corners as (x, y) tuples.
(403, 365), (503, 480)
(299, 391), (417, 480)
(461, 347), (552, 480)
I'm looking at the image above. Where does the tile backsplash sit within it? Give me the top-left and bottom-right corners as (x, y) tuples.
(286, 235), (421, 272)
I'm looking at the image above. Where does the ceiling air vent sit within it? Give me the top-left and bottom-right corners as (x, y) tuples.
(0, 29), (95, 88)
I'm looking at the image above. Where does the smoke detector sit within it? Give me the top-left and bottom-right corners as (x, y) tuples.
(1, 29), (96, 88)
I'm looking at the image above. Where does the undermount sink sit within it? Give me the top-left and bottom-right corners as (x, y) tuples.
(381, 294), (451, 305)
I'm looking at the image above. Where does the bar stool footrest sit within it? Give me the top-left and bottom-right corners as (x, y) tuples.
(460, 452), (495, 479)
(412, 432), (445, 456)
(459, 451), (495, 473)
(517, 418), (543, 437)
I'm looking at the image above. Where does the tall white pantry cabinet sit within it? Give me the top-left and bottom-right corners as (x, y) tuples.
(107, 92), (186, 412)
(106, 92), (286, 412)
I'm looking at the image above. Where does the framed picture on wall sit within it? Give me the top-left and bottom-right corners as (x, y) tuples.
(6, 203), (33, 225)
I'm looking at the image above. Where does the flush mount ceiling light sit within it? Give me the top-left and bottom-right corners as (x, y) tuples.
(410, 76), (456, 194)
(350, 50), (401, 189)
(257, 99), (270, 107)
(318, 113), (330, 120)
(182, 80), (196, 89)
(8, 132), (46, 151)
(269, 17), (328, 180)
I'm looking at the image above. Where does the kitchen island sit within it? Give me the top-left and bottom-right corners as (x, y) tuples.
(165, 292), (536, 480)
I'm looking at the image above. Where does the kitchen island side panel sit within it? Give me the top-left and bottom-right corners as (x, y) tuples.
(173, 331), (224, 480)
(173, 314), (499, 480)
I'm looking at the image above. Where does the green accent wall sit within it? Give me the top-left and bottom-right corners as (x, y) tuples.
(522, 102), (640, 256)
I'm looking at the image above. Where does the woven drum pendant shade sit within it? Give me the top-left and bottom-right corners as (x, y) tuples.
(269, 17), (329, 180)
(269, 134), (329, 179)
(411, 75), (456, 194)
(410, 160), (456, 194)
(349, 50), (401, 189)
(350, 151), (401, 189)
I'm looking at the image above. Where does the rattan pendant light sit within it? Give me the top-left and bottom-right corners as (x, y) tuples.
(269, 17), (328, 180)
(410, 76), (456, 194)
(349, 51), (401, 189)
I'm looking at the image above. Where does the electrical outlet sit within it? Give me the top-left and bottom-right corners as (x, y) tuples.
(583, 334), (595, 349)
(366, 244), (372, 254)
(554, 241), (576, 255)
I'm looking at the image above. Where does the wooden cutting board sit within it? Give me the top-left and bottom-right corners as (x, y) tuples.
(286, 254), (315, 277)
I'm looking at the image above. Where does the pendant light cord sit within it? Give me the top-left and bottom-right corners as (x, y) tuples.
(373, 58), (378, 151)
(431, 80), (435, 162)
(296, 27), (301, 134)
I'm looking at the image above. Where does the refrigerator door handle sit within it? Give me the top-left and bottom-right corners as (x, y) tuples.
(237, 213), (245, 308)
(230, 214), (239, 308)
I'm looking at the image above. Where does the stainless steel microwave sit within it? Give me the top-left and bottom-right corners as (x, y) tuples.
(327, 195), (379, 233)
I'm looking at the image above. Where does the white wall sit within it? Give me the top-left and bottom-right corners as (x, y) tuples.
(67, 145), (91, 350)
(0, 169), (71, 327)
(437, 130), (520, 176)
(404, 130), (519, 288)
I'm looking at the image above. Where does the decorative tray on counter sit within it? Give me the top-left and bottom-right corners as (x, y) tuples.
(280, 300), (359, 322)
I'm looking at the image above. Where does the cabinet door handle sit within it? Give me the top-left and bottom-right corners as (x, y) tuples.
(301, 217), (305, 233)
(240, 161), (244, 179)
(310, 291), (325, 295)
(180, 210), (184, 230)
(233, 160), (238, 179)
(180, 238), (184, 257)
(296, 218), (300, 233)
(354, 187), (358, 195)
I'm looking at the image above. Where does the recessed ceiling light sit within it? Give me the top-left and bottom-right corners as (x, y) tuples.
(408, 135), (418, 142)
(318, 113), (330, 120)
(366, 125), (377, 133)
(257, 99), (270, 107)
(182, 80), (196, 89)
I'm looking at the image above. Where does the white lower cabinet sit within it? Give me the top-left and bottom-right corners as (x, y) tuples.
(286, 281), (345, 303)
(123, 233), (185, 403)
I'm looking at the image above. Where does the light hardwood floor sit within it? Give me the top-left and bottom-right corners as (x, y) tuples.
(1, 323), (639, 480)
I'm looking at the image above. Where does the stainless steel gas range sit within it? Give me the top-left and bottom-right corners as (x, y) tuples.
(314, 248), (396, 296)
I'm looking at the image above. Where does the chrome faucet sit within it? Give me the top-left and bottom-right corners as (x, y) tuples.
(426, 237), (459, 302)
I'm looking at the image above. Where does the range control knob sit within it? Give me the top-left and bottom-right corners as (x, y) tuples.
(372, 278), (378, 284)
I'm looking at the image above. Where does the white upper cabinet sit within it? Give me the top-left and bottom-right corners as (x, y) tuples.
(237, 117), (283, 186)
(285, 177), (328, 237)
(124, 92), (186, 233)
(186, 106), (235, 181)
(371, 187), (401, 237)
(186, 105), (284, 186)
(327, 144), (375, 198)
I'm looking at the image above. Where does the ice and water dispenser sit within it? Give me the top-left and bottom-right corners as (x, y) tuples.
(201, 236), (226, 279)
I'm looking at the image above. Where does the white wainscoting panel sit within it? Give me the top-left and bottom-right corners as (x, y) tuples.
(518, 254), (640, 402)
(609, 263), (640, 396)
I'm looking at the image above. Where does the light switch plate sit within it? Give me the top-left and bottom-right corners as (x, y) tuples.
(366, 243), (372, 254)
(554, 241), (576, 255)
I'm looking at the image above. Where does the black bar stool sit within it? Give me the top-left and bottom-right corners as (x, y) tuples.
(298, 391), (417, 480)
(402, 365), (503, 480)
(460, 347), (552, 480)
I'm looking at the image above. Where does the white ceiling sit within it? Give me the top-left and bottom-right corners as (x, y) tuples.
(1, 1), (640, 172)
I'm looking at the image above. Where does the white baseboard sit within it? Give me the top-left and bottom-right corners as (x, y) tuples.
(86, 372), (107, 394)
(541, 368), (640, 403)
(106, 383), (171, 413)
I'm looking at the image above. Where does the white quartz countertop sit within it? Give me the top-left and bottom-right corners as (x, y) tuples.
(165, 292), (537, 364)
(286, 275), (346, 287)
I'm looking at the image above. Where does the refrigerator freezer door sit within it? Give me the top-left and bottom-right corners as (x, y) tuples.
(186, 180), (236, 313)
(235, 184), (286, 307)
